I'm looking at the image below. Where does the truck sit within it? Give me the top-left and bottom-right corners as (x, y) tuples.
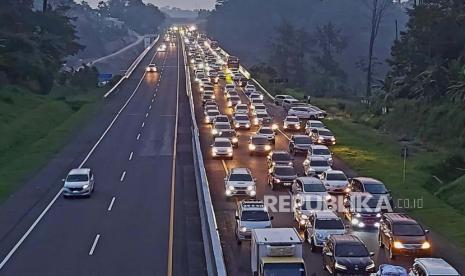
(251, 228), (306, 276)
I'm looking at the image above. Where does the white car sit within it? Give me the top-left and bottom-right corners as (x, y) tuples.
(288, 106), (321, 120)
(408, 258), (460, 276)
(225, 89), (239, 99)
(146, 64), (157, 72)
(251, 104), (267, 116)
(282, 98), (300, 110)
(256, 126), (275, 144)
(293, 195), (329, 229)
(233, 73), (242, 81)
(244, 84), (256, 94)
(212, 122), (232, 136)
(227, 96), (241, 107)
(234, 104), (249, 114)
(211, 137), (233, 159)
(212, 115), (230, 124)
(233, 113), (251, 129)
(305, 211), (346, 251)
(235, 200), (272, 242)
(249, 98), (264, 109)
(303, 156), (332, 176)
(305, 120), (326, 134)
(274, 95), (295, 106)
(252, 112), (270, 126)
(310, 127), (336, 145)
(157, 44), (167, 51)
(204, 109), (220, 124)
(249, 92), (264, 101)
(63, 168), (95, 197)
(224, 168), (256, 197)
(307, 144), (333, 165)
(320, 170), (350, 193)
(283, 115), (301, 130)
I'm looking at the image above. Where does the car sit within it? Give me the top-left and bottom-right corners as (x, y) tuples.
(244, 84), (256, 94)
(202, 84), (214, 93)
(293, 195), (329, 229)
(233, 72), (242, 81)
(289, 135), (313, 154)
(225, 89), (238, 99)
(248, 135), (272, 155)
(310, 128), (336, 145)
(282, 98), (300, 110)
(204, 109), (220, 124)
(307, 144), (333, 165)
(225, 83), (235, 91)
(378, 213), (432, 259)
(349, 177), (393, 206)
(62, 168), (95, 197)
(233, 113), (251, 129)
(212, 114), (229, 123)
(268, 165), (297, 190)
(288, 106), (322, 120)
(199, 78), (211, 87)
(252, 112), (270, 126)
(249, 98), (264, 109)
(251, 104), (267, 115)
(261, 117), (279, 131)
(320, 170), (350, 193)
(249, 92), (264, 101)
(146, 64), (157, 72)
(157, 43), (167, 51)
(224, 168), (256, 198)
(303, 156), (331, 176)
(267, 151), (293, 169)
(227, 95), (241, 107)
(211, 137), (233, 159)
(217, 129), (239, 148)
(344, 192), (390, 229)
(203, 101), (218, 112)
(291, 177), (330, 200)
(283, 115), (301, 130)
(274, 95), (295, 106)
(305, 210), (346, 252)
(322, 234), (375, 275)
(218, 71), (226, 79)
(235, 200), (272, 243)
(409, 258), (459, 276)
(212, 122), (232, 137)
(234, 104), (249, 114)
(305, 120), (326, 134)
(256, 126), (275, 144)
(201, 94), (214, 104)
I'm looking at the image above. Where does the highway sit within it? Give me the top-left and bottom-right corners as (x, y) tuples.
(186, 38), (465, 275)
(0, 34), (206, 276)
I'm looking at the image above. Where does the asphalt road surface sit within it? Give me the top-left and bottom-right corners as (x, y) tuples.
(0, 34), (206, 276)
(188, 56), (465, 275)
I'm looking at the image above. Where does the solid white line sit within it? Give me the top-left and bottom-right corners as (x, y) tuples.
(149, 105), (152, 110)
(145, 112), (149, 118)
(120, 171), (126, 182)
(137, 133), (141, 140)
(129, 151), (133, 161)
(89, 234), (101, 256)
(0, 47), (156, 270)
(107, 197), (116, 211)
(141, 122), (145, 128)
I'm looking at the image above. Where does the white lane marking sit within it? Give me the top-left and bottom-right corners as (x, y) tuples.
(151, 98), (154, 103)
(129, 151), (133, 161)
(137, 133), (141, 140)
(120, 171), (126, 182)
(145, 112), (149, 118)
(141, 122), (145, 128)
(107, 197), (116, 211)
(0, 45), (159, 270)
(149, 105), (152, 110)
(277, 128), (291, 141)
(221, 160), (228, 173)
(89, 234), (101, 256)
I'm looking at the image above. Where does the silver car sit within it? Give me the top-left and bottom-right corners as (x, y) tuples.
(305, 210), (346, 251)
(63, 168), (95, 197)
(303, 156), (332, 176)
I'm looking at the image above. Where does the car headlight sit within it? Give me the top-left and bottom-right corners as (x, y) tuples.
(301, 214), (308, 220)
(212, 129), (218, 135)
(376, 213), (382, 218)
(283, 123), (288, 129)
(393, 241), (404, 249)
(275, 178), (281, 183)
(249, 190), (256, 196)
(296, 125), (301, 129)
(227, 101), (232, 106)
(212, 148), (218, 153)
(253, 119), (259, 125)
(247, 185), (255, 191)
(232, 137), (238, 143)
(366, 262), (375, 270)
(228, 185), (235, 191)
(240, 226), (247, 232)
(272, 124), (278, 130)
(238, 100), (242, 104)
(245, 123), (250, 128)
(421, 241), (431, 249)
(249, 144), (256, 151)
(265, 145), (271, 151)
(235, 123), (240, 127)
(331, 137), (336, 141)
(355, 213), (361, 218)
(82, 184), (89, 189)
(227, 148), (233, 153)
(351, 218), (359, 225)
(325, 194), (332, 201)
(344, 187), (351, 193)
(259, 95), (264, 100)
(335, 262), (347, 270)
(328, 157), (333, 165)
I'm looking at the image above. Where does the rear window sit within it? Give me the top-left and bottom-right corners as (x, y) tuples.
(315, 219), (344, 230)
(313, 148), (331, 155)
(319, 130), (333, 136)
(272, 153), (291, 161)
(303, 183), (326, 192)
(259, 128), (274, 134)
(235, 115), (249, 120)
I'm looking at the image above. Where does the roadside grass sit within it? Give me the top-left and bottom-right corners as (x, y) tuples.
(325, 118), (465, 251)
(0, 86), (104, 202)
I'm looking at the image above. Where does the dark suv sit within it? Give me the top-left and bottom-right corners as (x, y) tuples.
(322, 234), (375, 275)
(378, 213), (432, 259)
(267, 165), (297, 190)
(267, 151), (293, 169)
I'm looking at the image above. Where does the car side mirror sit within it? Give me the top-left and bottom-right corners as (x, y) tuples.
(270, 216), (274, 220)
(325, 252), (333, 257)
(369, 252), (375, 257)
(235, 215), (239, 220)
(61, 178), (65, 182)
(425, 229), (429, 234)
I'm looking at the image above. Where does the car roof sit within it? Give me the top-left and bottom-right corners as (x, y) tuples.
(311, 145), (330, 150)
(296, 177), (323, 184)
(330, 234), (363, 245)
(415, 258), (459, 275)
(315, 210), (339, 219)
(307, 120), (323, 124)
(230, 167), (251, 174)
(384, 213), (419, 224)
(69, 168), (90, 175)
(353, 177), (384, 185)
(214, 137), (230, 143)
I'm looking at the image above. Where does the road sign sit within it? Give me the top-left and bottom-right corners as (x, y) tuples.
(98, 73), (113, 81)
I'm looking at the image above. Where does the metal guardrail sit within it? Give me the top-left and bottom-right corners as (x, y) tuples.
(181, 37), (227, 276)
(103, 35), (160, 98)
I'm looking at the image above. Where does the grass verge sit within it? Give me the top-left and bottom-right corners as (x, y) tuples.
(325, 118), (465, 251)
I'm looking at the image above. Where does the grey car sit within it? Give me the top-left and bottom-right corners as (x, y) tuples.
(63, 168), (95, 197)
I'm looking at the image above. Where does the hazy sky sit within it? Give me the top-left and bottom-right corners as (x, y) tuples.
(83, 0), (215, 10)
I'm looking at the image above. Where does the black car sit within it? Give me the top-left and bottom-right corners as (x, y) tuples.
(344, 192), (390, 229)
(268, 165), (297, 190)
(323, 234), (375, 275)
(267, 151), (293, 169)
(289, 135), (313, 155)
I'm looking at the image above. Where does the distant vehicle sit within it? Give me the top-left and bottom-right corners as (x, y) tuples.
(211, 122), (232, 137)
(274, 95), (295, 106)
(235, 200), (272, 243)
(212, 114), (230, 124)
(267, 151), (293, 168)
(288, 106), (322, 120)
(233, 72), (242, 81)
(227, 96), (241, 107)
(305, 210), (346, 252)
(310, 128), (336, 145)
(322, 234), (375, 275)
(244, 84), (256, 94)
(409, 258), (459, 276)
(227, 55), (239, 69)
(248, 135), (272, 155)
(224, 168), (256, 198)
(204, 109), (220, 124)
(252, 112), (270, 126)
(320, 170), (350, 193)
(283, 115), (301, 130)
(211, 137), (233, 159)
(307, 144), (333, 165)
(234, 104), (249, 114)
(303, 156), (331, 176)
(63, 168), (95, 197)
(251, 228), (306, 276)
(291, 177), (330, 201)
(256, 126), (275, 144)
(268, 165), (297, 190)
(217, 129), (239, 148)
(233, 113), (251, 130)
(282, 98), (300, 110)
(157, 44), (167, 51)
(289, 135), (312, 154)
(146, 64), (157, 72)
(378, 213), (432, 259)
(344, 192), (388, 229)
(349, 177), (393, 206)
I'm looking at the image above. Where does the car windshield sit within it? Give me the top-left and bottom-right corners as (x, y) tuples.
(241, 210), (269, 221)
(295, 137), (311, 144)
(259, 128), (274, 134)
(275, 167), (296, 176)
(273, 153), (291, 161)
(66, 174), (88, 182)
(215, 141), (231, 147)
(215, 117), (229, 122)
(364, 183), (388, 194)
(327, 173), (347, 181)
(315, 219), (345, 230)
(256, 113), (268, 118)
(335, 244), (369, 257)
(313, 148), (331, 155)
(216, 124), (230, 130)
(231, 96), (240, 100)
(309, 122), (324, 128)
(287, 117), (299, 122)
(310, 160), (329, 167)
(252, 137), (268, 144)
(352, 197), (383, 212)
(263, 263), (306, 276)
(219, 131), (235, 138)
(319, 130), (333, 136)
(229, 173), (253, 181)
(236, 115), (249, 120)
(303, 183), (326, 192)
(301, 200), (326, 210)
(393, 224), (425, 236)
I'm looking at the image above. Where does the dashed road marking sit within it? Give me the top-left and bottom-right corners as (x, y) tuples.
(89, 234), (101, 256)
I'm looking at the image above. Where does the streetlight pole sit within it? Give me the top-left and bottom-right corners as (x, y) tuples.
(43, 0), (48, 12)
